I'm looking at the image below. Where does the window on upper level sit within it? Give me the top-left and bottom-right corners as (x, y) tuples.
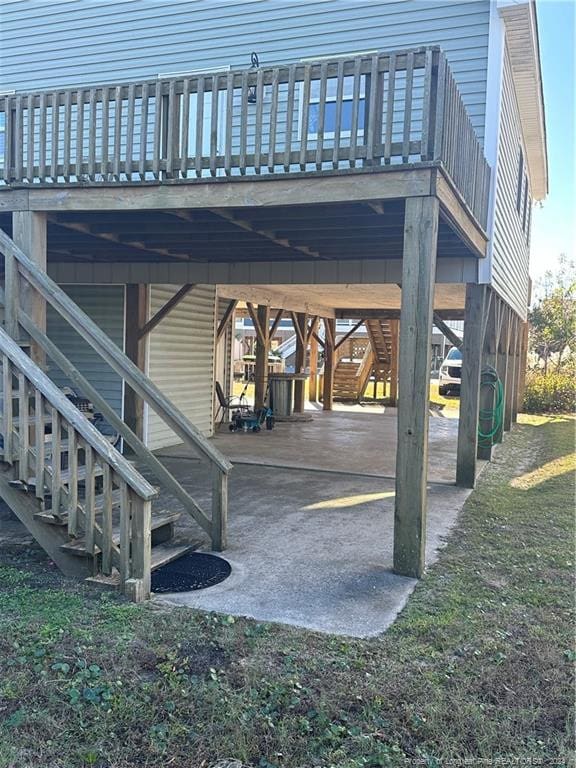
(0, 113), (4, 163)
(516, 147), (524, 214)
(307, 76), (366, 139)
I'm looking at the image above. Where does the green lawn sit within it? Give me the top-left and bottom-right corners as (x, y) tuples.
(0, 416), (574, 767)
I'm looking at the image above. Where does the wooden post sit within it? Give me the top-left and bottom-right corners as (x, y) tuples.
(293, 311), (307, 413)
(124, 284), (148, 439)
(123, 495), (152, 602)
(477, 296), (497, 461)
(394, 197), (439, 578)
(309, 330), (318, 403)
(322, 318), (335, 411)
(515, 320), (529, 417)
(253, 304), (270, 410)
(389, 319), (399, 406)
(456, 284), (487, 488)
(494, 304), (511, 443)
(506, 313), (519, 430)
(11, 211), (47, 366)
(211, 465), (228, 551)
(394, 196), (438, 579)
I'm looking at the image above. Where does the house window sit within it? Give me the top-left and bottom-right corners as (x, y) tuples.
(0, 112), (4, 163)
(516, 147), (524, 213)
(522, 176), (529, 233)
(307, 76), (366, 139)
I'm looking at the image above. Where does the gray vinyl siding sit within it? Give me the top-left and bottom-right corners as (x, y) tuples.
(146, 284), (216, 451)
(46, 285), (125, 420)
(0, 0), (490, 143)
(490, 46), (531, 319)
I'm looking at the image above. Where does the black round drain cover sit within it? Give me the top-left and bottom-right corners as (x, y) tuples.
(152, 552), (231, 593)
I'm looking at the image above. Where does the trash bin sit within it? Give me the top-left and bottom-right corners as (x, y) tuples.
(269, 375), (294, 418)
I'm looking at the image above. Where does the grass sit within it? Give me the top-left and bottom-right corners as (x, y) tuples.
(0, 416), (574, 767)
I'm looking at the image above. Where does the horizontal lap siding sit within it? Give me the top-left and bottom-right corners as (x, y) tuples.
(46, 285), (125, 417)
(0, 1), (490, 142)
(491, 47), (531, 319)
(146, 284), (216, 451)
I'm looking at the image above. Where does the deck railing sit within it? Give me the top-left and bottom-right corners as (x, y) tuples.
(0, 47), (490, 228)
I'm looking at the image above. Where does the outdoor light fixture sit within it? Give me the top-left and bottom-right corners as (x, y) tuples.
(247, 51), (259, 104)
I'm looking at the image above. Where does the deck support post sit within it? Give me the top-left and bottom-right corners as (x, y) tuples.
(515, 319), (529, 418)
(293, 311), (308, 413)
(477, 294), (498, 461)
(309, 331), (319, 403)
(322, 318), (335, 411)
(388, 319), (399, 406)
(393, 196), (438, 579)
(456, 284), (487, 488)
(11, 212), (47, 366)
(124, 284), (149, 440)
(253, 304), (270, 410)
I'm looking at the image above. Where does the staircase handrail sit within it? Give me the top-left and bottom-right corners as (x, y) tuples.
(0, 326), (157, 501)
(0, 229), (232, 475)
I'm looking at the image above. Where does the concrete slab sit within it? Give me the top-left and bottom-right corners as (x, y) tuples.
(155, 459), (472, 638)
(161, 405), (461, 484)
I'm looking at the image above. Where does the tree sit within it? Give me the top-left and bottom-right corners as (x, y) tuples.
(529, 255), (576, 373)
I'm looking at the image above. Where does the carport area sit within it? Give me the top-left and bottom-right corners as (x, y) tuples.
(154, 403), (478, 637)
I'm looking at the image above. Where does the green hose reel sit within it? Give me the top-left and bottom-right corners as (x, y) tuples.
(478, 365), (504, 444)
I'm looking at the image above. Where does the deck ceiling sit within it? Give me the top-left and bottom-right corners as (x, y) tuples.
(0, 199), (478, 265)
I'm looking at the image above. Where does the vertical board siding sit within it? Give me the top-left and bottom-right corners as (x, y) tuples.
(46, 285), (125, 418)
(491, 46), (531, 319)
(0, 1), (490, 143)
(146, 284), (216, 451)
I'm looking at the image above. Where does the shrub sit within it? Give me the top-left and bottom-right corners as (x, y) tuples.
(523, 369), (576, 414)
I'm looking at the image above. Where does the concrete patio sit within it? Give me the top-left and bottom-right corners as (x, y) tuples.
(154, 404), (475, 637)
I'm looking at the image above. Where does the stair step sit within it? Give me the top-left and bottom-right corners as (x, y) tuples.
(36, 489), (123, 524)
(60, 510), (181, 557)
(150, 542), (197, 572)
(24, 464), (105, 487)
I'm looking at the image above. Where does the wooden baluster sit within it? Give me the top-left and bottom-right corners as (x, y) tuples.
(284, 65), (296, 172)
(402, 51), (414, 163)
(152, 81), (162, 179)
(26, 93), (35, 182)
(166, 79), (176, 177)
(124, 492), (151, 602)
(239, 70), (248, 175)
(50, 408), (61, 516)
(119, 479), (130, 583)
(348, 57), (361, 167)
(209, 73), (219, 177)
(138, 82), (149, 180)
(14, 94), (23, 182)
(433, 52), (447, 162)
(50, 91), (59, 181)
(420, 49), (434, 160)
(76, 89), (84, 179)
(84, 444), (95, 556)
(1, 98), (10, 182)
(211, 464), (228, 551)
(384, 53), (396, 164)
(299, 64), (311, 171)
(365, 54), (379, 163)
(17, 373), (29, 482)
(101, 463), (113, 576)
(267, 68), (280, 174)
(224, 71), (234, 176)
(88, 88), (97, 180)
(113, 86), (122, 179)
(180, 78), (190, 178)
(2, 357), (13, 464)
(34, 389), (45, 502)
(101, 86), (110, 180)
(38, 92), (47, 180)
(195, 75), (205, 178)
(125, 82), (136, 179)
(253, 68), (264, 173)
(331, 59), (344, 170)
(63, 90), (72, 180)
(67, 428), (78, 536)
(314, 62), (328, 171)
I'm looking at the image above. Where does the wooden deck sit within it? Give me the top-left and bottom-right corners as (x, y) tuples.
(0, 47), (490, 231)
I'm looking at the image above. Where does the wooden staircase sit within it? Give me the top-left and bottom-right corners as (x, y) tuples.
(332, 320), (393, 401)
(0, 229), (232, 600)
